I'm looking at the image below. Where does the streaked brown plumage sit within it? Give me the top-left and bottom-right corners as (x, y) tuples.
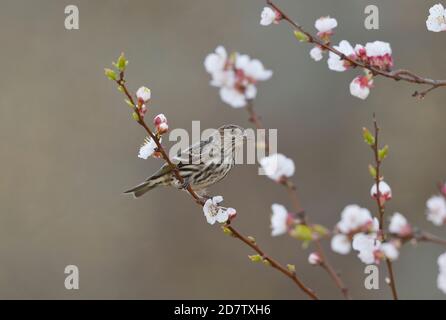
(124, 124), (245, 198)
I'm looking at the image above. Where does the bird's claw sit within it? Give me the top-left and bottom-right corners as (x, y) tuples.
(180, 180), (190, 190)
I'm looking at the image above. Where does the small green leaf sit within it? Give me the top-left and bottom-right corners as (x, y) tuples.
(114, 52), (128, 71)
(132, 112), (140, 122)
(125, 99), (135, 108)
(291, 224), (313, 241)
(222, 226), (233, 236)
(294, 30), (309, 42)
(378, 145), (389, 161)
(287, 264), (296, 273)
(368, 164), (377, 179)
(362, 127), (375, 145)
(104, 68), (117, 81)
(262, 259), (271, 266)
(247, 236), (256, 244)
(248, 254), (262, 262)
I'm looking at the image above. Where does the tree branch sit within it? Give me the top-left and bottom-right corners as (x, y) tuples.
(266, 0), (446, 98)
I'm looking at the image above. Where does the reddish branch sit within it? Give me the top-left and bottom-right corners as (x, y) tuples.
(114, 71), (318, 300)
(225, 224), (318, 300)
(266, 0), (446, 98)
(369, 116), (398, 300)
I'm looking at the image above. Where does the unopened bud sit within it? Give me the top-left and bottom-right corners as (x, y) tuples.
(308, 252), (322, 265)
(248, 254), (263, 262)
(136, 86), (151, 103)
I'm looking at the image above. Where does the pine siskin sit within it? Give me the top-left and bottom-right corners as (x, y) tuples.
(124, 124), (246, 198)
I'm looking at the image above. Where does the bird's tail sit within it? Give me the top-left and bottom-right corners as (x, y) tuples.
(124, 164), (173, 198)
(124, 177), (169, 198)
(123, 181), (158, 198)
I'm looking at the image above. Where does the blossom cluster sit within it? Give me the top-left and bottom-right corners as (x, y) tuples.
(331, 205), (399, 264)
(327, 40), (392, 100)
(204, 46), (273, 108)
(260, 8), (394, 100)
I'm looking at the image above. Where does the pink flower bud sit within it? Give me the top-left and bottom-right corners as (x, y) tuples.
(153, 113), (167, 126)
(308, 252), (322, 265)
(138, 105), (148, 118)
(157, 122), (169, 135)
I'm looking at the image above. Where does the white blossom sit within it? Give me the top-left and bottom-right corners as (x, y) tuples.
(315, 16), (338, 35)
(260, 7), (277, 26)
(204, 47), (272, 108)
(380, 242), (399, 261)
(204, 46), (227, 75)
(438, 271), (446, 294)
(426, 195), (446, 226)
(389, 212), (411, 236)
(438, 252), (446, 272)
(350, 75), (373, 100)
(220, 87), (247, 108)
(203, 196), (233, 225)
(426, 4), (446, 32)
(136, 86), (151, 103)
(331, 234), (351, 255)
(245, 85), (257, 99)
(310, 46), (323, 61)
(437, 252), (446, 294)
(271, 204), (289, 236)
(236, 55), (273, 81)
(327, 40), (355, 72)
(260, 153), (295, 181)
(138, 137), (158, 159)
(364, 41), (392, 57)
(336, 205), (373, 234)
(352, 233), (380, 264)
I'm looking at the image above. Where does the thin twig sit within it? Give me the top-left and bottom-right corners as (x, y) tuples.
(226, 224), (319, 300)
(417, 232), (446, 247)
(266, 0), (446, 98)
(315, 239), (352, 299)
(370, 116), (399, 300)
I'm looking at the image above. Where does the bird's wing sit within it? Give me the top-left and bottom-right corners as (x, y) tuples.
(173, 135), (219, 164)
(145, 163), (173, 182)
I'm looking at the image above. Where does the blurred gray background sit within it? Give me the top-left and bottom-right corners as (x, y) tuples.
(0, 0), (445, 299)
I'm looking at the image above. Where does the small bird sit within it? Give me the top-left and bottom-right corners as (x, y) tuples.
(124, 124), (246, 198)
